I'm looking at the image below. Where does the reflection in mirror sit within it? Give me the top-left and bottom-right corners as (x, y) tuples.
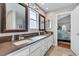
(6, 3), (26, 31)
(39, 14), (45, 31)
(0, 4), (5, 33)
(0, 17), (1, 32)
(40, 16), (44, 29)
(0, 4), (2, 32)
(47, 20), (52, 29)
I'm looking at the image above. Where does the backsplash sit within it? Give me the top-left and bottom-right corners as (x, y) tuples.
(0, 30), (53, 43)
(0, 36), (12, 43)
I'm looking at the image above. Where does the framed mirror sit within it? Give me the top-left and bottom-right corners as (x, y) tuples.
(39, 14), (45, 31)
(0, 4), (6, 33)
(0, 4), (2, 32)
(1, 3), (28, 33)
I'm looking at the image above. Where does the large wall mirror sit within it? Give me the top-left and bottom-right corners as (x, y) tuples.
(0, 4), (1, 32)
(0, 4), (6, 33)
(0, 16), (1, 33)
(0, 3), (28, 33)
(39, 14), (45, 31)
(5, 3), (28, 32)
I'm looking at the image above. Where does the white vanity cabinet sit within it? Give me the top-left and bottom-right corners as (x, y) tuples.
(41, 35), (53, 56)
(6, 35), (53, 56)
(44, 38), (49, 52)
(41, 39), (48, 56)
(30, 41), (42, 56)
(7, 46), (30, 56)
(47, 35), (53, 49)
(30, 47), (41, 56)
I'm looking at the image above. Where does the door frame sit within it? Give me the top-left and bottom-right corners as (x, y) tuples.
(56, 11), (71, 48)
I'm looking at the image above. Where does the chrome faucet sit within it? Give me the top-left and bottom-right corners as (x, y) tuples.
(39, 31), (46, 35)
(19, 35), (24, 40)
(12, 35), (15, 42)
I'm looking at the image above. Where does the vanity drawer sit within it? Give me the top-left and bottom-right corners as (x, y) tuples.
(30, 48), (41, 56)
(7, 46), (29, 56)
(30, 41), (41, 53)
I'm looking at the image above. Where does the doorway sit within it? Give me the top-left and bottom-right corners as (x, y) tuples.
(57, 13), (71, 49)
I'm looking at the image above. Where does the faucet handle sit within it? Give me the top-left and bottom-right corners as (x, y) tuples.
(19, 35), (24, 40)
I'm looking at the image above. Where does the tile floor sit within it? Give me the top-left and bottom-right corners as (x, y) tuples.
(45, 46), (76, 56)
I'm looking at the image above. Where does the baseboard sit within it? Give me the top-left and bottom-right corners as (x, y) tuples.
(71, 49), (77, 56)
(58, 39), (70, 42)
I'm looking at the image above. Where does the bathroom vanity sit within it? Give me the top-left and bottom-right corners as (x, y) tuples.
(6, 34), (53, 56)
(0, 3), (54, 56)
(0, 34), (53, 56)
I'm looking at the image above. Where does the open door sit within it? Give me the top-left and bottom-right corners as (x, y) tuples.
(71, 5), (79, 55)
(57, 14), (71, 49)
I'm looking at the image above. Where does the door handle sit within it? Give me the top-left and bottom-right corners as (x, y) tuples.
(77, 33), (79, 35)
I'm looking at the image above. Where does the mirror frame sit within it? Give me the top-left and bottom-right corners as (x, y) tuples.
(1, 3), (28, 33)
(0, 3), (6, 33)
(39, 14), (46, 31)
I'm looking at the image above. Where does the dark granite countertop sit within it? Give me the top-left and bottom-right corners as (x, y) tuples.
(0, 34), (53, 56)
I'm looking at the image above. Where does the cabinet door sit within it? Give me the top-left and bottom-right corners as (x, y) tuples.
(50, 35), (54, 45)
(41, 39), (47, 56)
(30, 41), (41, 53)
(45, 35), (53, 50)
(30, 48), (41, 56)
(48, 39), (52, 49)
(44, 38), (49, 51)
(7, 46), (29, 56)
(48, 35), (53, 46)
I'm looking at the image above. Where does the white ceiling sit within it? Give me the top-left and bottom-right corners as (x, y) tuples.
(58, 13), (70, 20)
(58, 15), (70, 24)
(37, 3), (79, 13)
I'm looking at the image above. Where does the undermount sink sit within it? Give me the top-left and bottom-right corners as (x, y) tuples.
(13, 35), (47, 46)
(13, 39), (32, 46)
